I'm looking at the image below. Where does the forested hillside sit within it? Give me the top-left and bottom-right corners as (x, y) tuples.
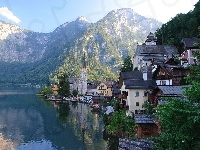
(155, 0), (200, 46)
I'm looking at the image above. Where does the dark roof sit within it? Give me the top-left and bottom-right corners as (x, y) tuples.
(124, 79), (156, 89)
(134, 114), (158, 124)
(87, 84), (98, 89)
(119, 138), (155, 150)
(112, 81), (121, 94)
(121, 71), (152, 81)
(157, 85), (187, 95)
(152, 64), (189, 78)
(92, 95), (104, 100)
(145, 32), (157, 42)
(134, 45), (177, 57)
(181, 37), (200, 49)
(121, 71), (142, 80)
(142, 55), (165, 63)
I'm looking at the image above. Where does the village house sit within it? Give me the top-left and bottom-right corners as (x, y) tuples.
(119, 67), (156, 114)
(149, 85), (187, 105)
(179, 37), (200, 65)
(133, 32), (178, 70)
(97, 81), (113, 96)
(134, 114), (159, 138)
(152, 63), (189, 86)
(87, 82), (99, 95)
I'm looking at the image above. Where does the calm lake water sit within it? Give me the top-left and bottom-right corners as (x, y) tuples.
(0, 87), (118, 150)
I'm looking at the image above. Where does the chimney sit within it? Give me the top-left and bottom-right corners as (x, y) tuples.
(142, 66), (148, 81)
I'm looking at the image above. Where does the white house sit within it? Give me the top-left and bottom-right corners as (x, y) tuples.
(133, 32), (178, 70)
(119, 67), (156, 114)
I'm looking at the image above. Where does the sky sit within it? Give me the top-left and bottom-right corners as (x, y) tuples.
(0, 0), (198, 33)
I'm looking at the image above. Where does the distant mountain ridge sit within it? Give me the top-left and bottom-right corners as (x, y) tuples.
(0, 8), (162, 85)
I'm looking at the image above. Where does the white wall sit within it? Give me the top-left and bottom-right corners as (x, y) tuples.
(156, 79), (172, 85)
(127, 89), (148, 114)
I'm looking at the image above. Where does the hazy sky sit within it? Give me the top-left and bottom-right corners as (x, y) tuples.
(0, 0), (198, 33)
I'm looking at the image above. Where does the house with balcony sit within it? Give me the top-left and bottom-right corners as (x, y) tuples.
(119, 67), (156, 114)
(152, 63), (189, 86)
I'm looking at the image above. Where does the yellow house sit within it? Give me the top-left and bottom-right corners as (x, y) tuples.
(51, 84), (59, 95)
(97, 81), (113, 96)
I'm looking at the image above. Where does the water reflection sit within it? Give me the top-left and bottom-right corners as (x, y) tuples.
(0, 88), (109, 150)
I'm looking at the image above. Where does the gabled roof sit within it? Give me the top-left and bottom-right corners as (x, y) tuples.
(152, 63), (189, 78)
(103, 81), (113, 88)
(181, 37), (200, 49)
(121, 71), (155, 89)
(134, 45), (177, 57)
(157, 85), (187, 95)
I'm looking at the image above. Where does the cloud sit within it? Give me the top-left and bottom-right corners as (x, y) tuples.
(0, 7), (21, 23)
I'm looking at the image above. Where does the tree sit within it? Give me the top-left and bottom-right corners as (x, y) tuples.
(58, 73), (70, 97)
(106, 110), (136, 138)
(154, 97), (200, 150)
(72, 89), (78, 97)
(153, 50), (200, 149)
(120, 56), (133, 72)
(142, 100), (155, 114)
(38, 86), (52, 96)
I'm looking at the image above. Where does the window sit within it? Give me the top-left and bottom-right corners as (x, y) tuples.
(161, 81), (166, 85)
(144, 91), (147, 97)
(135, 91), (139, 97)
(136, 102), (139, 106)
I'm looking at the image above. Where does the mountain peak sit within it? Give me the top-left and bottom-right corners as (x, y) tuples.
(76, 16), (90, 23)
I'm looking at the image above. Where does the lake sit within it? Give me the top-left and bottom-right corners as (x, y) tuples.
(0, 87), (118, 150)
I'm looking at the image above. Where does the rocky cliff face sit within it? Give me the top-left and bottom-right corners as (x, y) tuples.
(0, 16), (90, 63)
(0, 21), (50, 62)
(55, 8), (162, 81)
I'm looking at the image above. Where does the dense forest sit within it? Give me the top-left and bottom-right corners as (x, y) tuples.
(155, 1), (200, 46)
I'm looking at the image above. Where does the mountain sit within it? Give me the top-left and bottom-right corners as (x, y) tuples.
(53, 8), (162, 81)
(0, 21), (50, 62)
(0, 8), (162, 85)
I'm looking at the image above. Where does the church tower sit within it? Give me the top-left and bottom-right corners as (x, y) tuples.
(78, 52), (87, 95)
(145, 32), (157, 45)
